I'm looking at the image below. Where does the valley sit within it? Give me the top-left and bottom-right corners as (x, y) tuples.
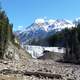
(0, 1), (80, 79)
(0, 59), (80, 80)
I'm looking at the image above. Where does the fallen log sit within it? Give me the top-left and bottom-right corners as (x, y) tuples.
(0, 69), (63, 79)
(24, 71), (63, 79)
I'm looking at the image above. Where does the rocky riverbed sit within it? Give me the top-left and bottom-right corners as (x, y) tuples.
(0, 59), (80, 80)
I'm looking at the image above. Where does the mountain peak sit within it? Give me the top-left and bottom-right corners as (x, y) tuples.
(35, 18), (45, 24)
(48, 19), (56, 25)
(15, 18), (76, 45)
(34, 18), (73, 25)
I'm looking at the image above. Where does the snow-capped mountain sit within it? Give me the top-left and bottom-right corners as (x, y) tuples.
(15, 18), (75, 45)
(14, 18), (80, 58)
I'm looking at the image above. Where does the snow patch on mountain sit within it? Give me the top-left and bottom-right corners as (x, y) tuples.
(48, 19), (56, 25)
(75, 17), (80, 21)
(35, 18), (45, 24)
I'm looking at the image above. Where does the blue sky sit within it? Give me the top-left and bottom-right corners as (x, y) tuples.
(0, 0), (80, 31)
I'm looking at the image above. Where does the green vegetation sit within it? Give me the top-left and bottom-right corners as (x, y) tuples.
(63, 26), (80, 63)
(0, 8), (13, 58)
(48, 25), (80, 64)
(0, 8), (31, 60)
(47, 32), (64, 46)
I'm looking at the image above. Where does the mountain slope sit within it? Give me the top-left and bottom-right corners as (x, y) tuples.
(15, 18), (75, 46)
(4, 41), (32, 60)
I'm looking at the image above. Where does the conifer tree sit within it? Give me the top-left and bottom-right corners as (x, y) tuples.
(0, 8), (13, 58)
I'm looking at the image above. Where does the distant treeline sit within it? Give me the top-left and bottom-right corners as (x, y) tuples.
(47, 24), (80, 63)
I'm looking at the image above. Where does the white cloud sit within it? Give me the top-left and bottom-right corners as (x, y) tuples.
(18, 26), (23, 30)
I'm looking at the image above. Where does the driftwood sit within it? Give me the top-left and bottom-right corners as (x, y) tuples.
(24, 71), (62, 79)
(0, 69), (62, 79)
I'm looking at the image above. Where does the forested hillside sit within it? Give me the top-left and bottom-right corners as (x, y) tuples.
(0, 8), (13, 58)
(48, 24), (80, 63)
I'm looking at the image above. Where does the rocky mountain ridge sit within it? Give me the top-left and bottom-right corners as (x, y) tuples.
(15, 18), (76, 46)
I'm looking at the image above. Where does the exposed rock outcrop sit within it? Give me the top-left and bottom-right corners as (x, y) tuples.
(4, 42), (32, 61)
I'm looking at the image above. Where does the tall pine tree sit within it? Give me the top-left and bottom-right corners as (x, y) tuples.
(0, 8), (13, 59)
